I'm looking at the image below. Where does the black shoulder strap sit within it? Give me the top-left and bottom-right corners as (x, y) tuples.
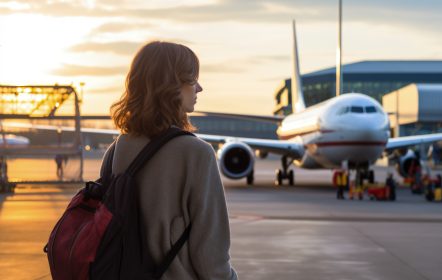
(125, 127), (195, 177)
(154, 224), (191, 279)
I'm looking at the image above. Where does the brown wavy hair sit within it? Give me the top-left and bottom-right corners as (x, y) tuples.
(111, 41), (198, 137)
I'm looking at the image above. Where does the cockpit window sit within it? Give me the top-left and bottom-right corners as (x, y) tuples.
(337, 106), (350, 115)
(350, 106), (363, 113)
(365, 106), (377, 113)
(337, 105), (381, 115)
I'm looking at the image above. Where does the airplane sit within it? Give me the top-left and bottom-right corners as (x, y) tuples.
(191, 21), (442, 186)
(2, 22), (442, 188)
(0, 134), (30, 146)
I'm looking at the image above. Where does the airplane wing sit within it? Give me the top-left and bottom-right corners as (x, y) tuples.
(3, 122), (304, 159)
(198, 133), (304, 158)
(193, 111), (284, 124)
(386, 133), (442, 151)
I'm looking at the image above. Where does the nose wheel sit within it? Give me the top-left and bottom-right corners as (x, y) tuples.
(275, 156), (294, 186)
(355, 168), (375, 185)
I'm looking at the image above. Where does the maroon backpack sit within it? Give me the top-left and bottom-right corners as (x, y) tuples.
(44, 127), (194, 279)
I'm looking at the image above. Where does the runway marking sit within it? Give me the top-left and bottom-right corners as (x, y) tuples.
(231, 215), (264, 220)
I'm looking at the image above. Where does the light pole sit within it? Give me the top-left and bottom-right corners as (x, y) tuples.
(336, 0), (343, 97)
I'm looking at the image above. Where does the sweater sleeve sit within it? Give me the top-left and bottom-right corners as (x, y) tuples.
(188, 143), (238, 280)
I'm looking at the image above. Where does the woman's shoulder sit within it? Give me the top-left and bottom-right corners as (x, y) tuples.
(169, 134), (215, 155)
(116, 132), (216, 160)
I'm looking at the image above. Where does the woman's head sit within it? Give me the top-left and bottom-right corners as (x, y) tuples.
(111, 41), (202, 137)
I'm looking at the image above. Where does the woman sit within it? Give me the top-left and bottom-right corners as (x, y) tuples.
(101, 41), (238, 279)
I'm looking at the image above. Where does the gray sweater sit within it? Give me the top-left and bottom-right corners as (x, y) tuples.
(100, 133), (238, 280)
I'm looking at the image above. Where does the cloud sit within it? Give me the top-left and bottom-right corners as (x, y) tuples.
(69, 39), (194, 56)
(69, 41), (142, 56)
(0, 0), (334, 22)
(2, 0), (441, 35)
(52, 64), (127, 76)
(90, 22), (151, 34)
(246, 55), (290, 64)
(202, 62), (245, 73)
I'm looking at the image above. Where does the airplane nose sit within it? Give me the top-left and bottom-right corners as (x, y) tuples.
(354, 120), (388, 132)
(333, 114), (390, 142)
(338, 114), (389, 132)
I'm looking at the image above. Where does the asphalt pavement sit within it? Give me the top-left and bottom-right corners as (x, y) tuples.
(1, 159), (441, 280)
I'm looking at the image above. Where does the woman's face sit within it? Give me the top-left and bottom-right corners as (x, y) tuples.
(180, 81), (203, 113)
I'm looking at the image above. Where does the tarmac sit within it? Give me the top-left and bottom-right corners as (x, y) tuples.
(1, 159), (442, 280)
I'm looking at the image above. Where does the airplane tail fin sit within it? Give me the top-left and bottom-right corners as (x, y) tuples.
(291, 20), (306, 113)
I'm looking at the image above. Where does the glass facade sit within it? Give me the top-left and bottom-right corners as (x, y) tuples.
(302, 79), (422, 106)
(191, 116), (278, 139)
(275, 62), (442, 110)
(400, 122), (442, 137)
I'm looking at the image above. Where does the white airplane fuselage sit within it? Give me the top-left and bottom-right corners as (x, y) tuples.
(0, 134), (30, 146)
(277, 93), (390, 169)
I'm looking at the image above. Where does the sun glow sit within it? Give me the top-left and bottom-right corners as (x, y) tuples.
(0, 14), (101, 85)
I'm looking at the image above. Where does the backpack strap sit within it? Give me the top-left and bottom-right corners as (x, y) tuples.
(125, 127), (194, 177)
(154, 224), (192, 279)
(124, 127), (195, 278)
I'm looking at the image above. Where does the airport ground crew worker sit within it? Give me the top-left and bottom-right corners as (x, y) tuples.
(334, 170), (347, 199)
(386, 173), (397, 201)
(105, 41), (237, 279)
(434, 174), (441, 201)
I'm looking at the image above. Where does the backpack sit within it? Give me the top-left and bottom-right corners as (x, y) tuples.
(44, 127), (195, 279)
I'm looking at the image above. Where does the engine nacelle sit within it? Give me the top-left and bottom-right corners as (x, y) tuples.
(217, 141), (254, 179)
(396, 149), (420, 177)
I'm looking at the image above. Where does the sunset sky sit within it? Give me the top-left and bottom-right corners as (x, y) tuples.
(0, 0), (441, 115)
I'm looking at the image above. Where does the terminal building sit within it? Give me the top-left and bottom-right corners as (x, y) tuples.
(274, 60), (442, 115)
(190, 116), (278, 139)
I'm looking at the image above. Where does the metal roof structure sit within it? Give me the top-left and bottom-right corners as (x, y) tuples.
(303, 61), (442, 77)
(0, 85), (75, 117)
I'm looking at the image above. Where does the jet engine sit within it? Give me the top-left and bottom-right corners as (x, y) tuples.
(395, 149), (420, 177)
(217, 141), (254, 179)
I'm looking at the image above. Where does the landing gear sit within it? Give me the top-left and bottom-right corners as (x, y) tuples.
(368, 170), (375, 184)
(275, 169), (283, 186)
(355, 168), (375, 184)
(288, 170), (294, 186)
(246, 170), (254, 185)
(274, 156), (294, 186)
(353, 168), (375, 198)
